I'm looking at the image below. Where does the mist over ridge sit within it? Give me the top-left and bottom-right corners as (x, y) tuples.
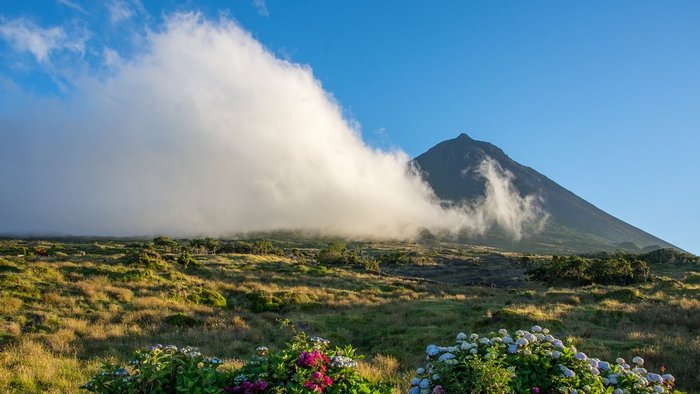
(0, 13), (547, 240)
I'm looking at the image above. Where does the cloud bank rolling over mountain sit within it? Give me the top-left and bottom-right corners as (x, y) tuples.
(0, 13), (546, 240)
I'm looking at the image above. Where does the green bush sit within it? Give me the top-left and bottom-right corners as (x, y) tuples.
(82, 345), (225, 393)
(411, 326), (680, 394)
(247, 290), (284, 312)
(528, 255), (650, 286)
(174, 286), (227, 308)
(164, 313), (200, 328)
(228, 322), (391, 393)
(121, 247), (166, 269)
(177, 250), (199, 268)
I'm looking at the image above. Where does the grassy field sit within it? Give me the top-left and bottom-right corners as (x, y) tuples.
(0, 238), (698, 393)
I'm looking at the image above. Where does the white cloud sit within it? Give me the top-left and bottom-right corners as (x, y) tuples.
(56, 0), (89, 14)
(0, 18), (87, 63)
(102, 47), (122, 67)
(253, 0), (269, 16)
(107, 0), (135, 24)
(0, 13), (546, 239)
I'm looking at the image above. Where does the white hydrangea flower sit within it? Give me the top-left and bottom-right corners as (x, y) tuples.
(498, 328), (508, 336)
(616, 358), (626, 365)
(632, 356), (645, 365)
(456, 332), (467, 341)
(575, 352), (588, 361)
(614, 389), (623, 394)
(662, 374), (675, 383)
(515, 338), (529, 346)
(531, 325), (542, 332)
(515, 330), (525, 337)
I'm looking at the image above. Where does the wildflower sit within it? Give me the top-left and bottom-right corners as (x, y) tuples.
(420, 378), (430, 389)
(438, 353), (455, 362)
(532, 387), (541, 394)
(330, 355), (357, 368)
(255, 346), (269, 357)
(112, 368), (128, 376)
(426, 345), (441, 357)
(309, 336), (330, 345)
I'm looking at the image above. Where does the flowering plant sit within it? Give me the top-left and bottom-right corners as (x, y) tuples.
(227, 321), (391, 393)
(410, 326), (681, 394)
(82, 344), (225, 394)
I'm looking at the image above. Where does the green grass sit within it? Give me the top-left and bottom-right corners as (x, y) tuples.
(0, 239), (698, 393)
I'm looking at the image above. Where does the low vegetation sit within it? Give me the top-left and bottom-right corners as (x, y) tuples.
(0, 238), (697, 393)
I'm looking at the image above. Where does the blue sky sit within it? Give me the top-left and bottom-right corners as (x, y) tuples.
(1, 1), (698, 253)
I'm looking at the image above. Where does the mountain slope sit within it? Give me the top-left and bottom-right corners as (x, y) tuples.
(413, 133), (677, 253)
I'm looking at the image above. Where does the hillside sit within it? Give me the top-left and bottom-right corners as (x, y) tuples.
(0, 238), (698, 392)
(413, 133), (678, 253)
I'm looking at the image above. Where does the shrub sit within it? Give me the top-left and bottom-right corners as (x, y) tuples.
(227, 321), (392, 393)
(82, 345), (225, 393)
(247, 290), (284, 313)
(82, 324), (391, 394)
(173, 286), (227, 308)
(177, 250), (199, 268)
(528, 256), (650, 286)
(410, 326), (679, 394)
(121, 247), (166, 269)
(164, 313), (200, 328)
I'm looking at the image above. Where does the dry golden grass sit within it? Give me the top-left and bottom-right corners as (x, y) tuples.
(0, 244), (698, 393)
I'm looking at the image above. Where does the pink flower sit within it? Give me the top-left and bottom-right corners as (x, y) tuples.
(433, 385), (446, 394)
(532, 388), (541, 394)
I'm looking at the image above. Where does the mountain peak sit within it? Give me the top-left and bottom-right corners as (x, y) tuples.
(456, 133), (473, 141)
(412, 134), (677, 253)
